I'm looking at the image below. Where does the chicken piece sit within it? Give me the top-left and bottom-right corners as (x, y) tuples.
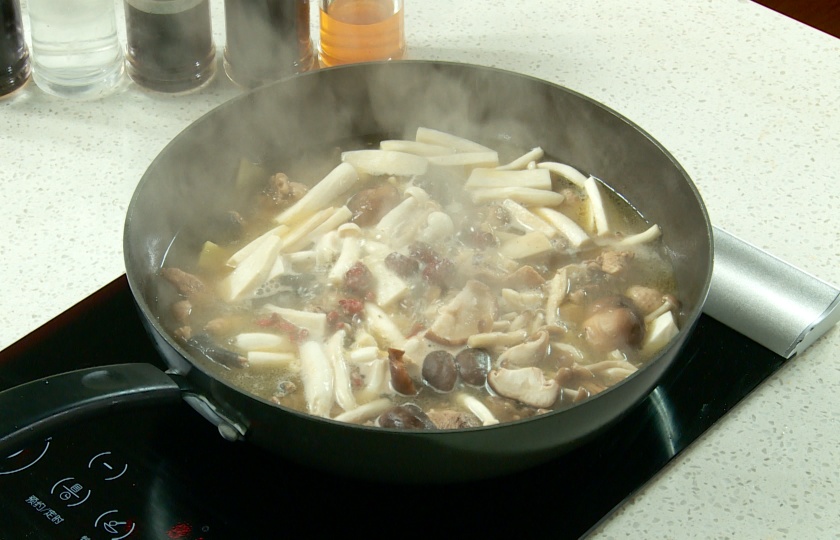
(260, 172), (307, 210)
(427, 409), (481, 429)
(625, 285), (666, 315)
(596, 250), (634, 275)
(160, 267), (212, 305)
(171, 299), (192, 324)
(346, 182), (401, 227)
(625, 285), (680, 321)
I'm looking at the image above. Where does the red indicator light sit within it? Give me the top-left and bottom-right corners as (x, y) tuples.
(167, 522), (193, 538)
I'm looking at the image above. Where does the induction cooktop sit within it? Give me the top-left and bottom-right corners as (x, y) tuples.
(0, 275), (787, 539)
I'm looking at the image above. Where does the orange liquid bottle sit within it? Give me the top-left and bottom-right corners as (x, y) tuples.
(319, 0), (405, 67)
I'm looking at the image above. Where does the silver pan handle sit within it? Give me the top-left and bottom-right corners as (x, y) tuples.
(704, 226), (840, 358)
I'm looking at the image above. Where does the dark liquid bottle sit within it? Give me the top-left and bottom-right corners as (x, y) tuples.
(0, 0), (31, 97)
(223, 0), (315, 89)
(124, 0), (216, 93)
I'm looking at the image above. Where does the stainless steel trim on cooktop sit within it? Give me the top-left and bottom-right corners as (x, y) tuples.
(704, 227), (840, 358)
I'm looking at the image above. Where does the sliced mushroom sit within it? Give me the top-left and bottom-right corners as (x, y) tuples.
(561, 386), (592, 404)
(503, 265), (546, 289)
(544, 268), (569, 328)
(508, 310), (536, 332)
(497, 330), (550, 367)
(586, 359), (639, 386)
(501, 288), (544, 312)
(426, 280), (497, 346)
(466, 329), (528, 349)
(487, 367), (560, 409)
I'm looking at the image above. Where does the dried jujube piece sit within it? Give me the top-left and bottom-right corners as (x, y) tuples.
(344, 261), (373, 296)
(422, 350), (458, 392)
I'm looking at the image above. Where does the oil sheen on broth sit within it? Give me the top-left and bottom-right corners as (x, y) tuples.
(159, 128), (682, 430)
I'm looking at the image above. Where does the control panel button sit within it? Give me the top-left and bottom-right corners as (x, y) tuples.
(95, 509), (136, 540)
(50, 476), (92, 507)
(1, 438), (51, 475)
(88, 451), (128, 481)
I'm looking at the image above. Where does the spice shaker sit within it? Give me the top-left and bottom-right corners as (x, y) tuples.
(223, 0), (315, 89)
(319, 0), (405, 67)
(124, 0), (216, 93)
(0, 0), (30, 97)
(26, 0), (124, 98)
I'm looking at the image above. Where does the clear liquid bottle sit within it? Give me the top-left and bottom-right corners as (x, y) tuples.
(27, 0), (124, 99)
(1, 0), (31, 97)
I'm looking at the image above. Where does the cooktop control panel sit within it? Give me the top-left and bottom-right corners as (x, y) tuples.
(1, 407), (235, 540)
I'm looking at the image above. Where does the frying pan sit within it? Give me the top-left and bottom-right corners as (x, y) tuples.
(0, 61), (712, 483)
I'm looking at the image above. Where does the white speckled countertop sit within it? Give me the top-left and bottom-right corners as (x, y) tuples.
(2, 0), (838, 537)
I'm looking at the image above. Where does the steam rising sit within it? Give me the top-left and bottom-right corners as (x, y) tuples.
(126, 62), (711, 321)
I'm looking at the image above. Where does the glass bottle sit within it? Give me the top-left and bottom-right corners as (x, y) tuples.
(319, 0), (405, 67)
(0, 0), (31, 97)
(124, 0), (216, 93)
(27, 0), (124, 98)
(223, 0), (315, 89)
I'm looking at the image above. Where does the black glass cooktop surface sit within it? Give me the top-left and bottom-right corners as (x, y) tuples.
(0, 276), (787, 539)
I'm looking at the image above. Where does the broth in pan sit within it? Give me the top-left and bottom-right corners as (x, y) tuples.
(159, 127), (681, 429)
